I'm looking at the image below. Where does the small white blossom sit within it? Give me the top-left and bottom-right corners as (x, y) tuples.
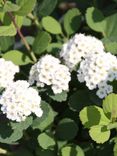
(60, 33), (104, 70)
(96, 88), (107, 99)
(77, 52), (117, 98)
(0, 58), (19, 88)
(29, 54), (71, 94)
(0, 80), (43, 122)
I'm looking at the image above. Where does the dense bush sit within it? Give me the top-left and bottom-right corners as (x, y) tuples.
(0, 0), (117, 155)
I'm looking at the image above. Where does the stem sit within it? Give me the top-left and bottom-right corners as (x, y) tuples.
(27, 13), (40, 27)
(107, 122), (117, 130)
(8, 12), (37, 62)
(3, 0), (37, 62)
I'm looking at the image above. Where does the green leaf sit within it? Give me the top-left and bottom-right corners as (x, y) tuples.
(49, 91), (68, 102)
(89, 125), (110, 144)
(69, 90), (92, 111)
(56, 118), (78, 140)
(103, 93), (117, 120)
(33, 31), (51, 54)
(86, 7), (117, 37)
(47, 42), (62, 54)
(3, 1), (20, 12)
(89, 90), (102, 105)
(0, 23), (16, 36)
(32, 101), (56, 131)
(16, 0), (36, 16)
(104, 13), (117, 37)
(23, 16), (31, 26)
(61, 108), (80, 124)
(79, 106), (110, 128)
(0, 15), (23, 36)
(0, 36), (14, 51)
(42, 16), (62, 34)
(104, 42), (117, 54)
(10, 116), (33, 131)
(0, 117), (32, 144)
(102, 37), (117, 54)
(64, 8), (81, 35)
(15, 15), (23, 28)
(86, 7), (105, 34)
(25, 36), (34, 45)
(0, 123), (23, 144)
(3, 50), (32, 65)
(57, 140), (67, 150)
(61, 145), (85, 156)
(36, 0), (57, 17)
(38, 132), (55, 149)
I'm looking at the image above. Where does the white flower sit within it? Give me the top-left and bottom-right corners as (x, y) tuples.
(0, 58), (19, 88)
(60, 33), (104, 70)
(29, 54), (71, 94)
(0, 80), (43, 122)
(96, 88), (107, 99)
(96, 83), (113, 99)
(77, 52), (117, 98)
(51, 64), (71, 93)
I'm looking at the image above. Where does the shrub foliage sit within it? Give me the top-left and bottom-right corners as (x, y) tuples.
(0, 0), (117, 155)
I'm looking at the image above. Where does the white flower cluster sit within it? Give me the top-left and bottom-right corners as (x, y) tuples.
(29, 54), (71, 94)
(60, 33), (104, 70)
(0, 80), (43, 122)
(77, 52), (117, 98)
(0, 58), (19, 88)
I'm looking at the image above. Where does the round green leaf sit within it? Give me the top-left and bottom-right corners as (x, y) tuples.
(25, 36), (34, 45)
(10, 116), (33, 131)
(89, 125), (110, 144)
(49, 91), (68, 102)
(0, 117), (32, 144)
(0, 36), (14, 51)
(16, 0), (36, 16)
(3, 50), (32, 65)
(0, 23), (16, 36)
(86, 7), (117, 37)
(32, 101), (56, 131)
(37, 0), (57, 17)
(103, 93), (117, 120)
(104, 13), (117, 37)
(0, 124), (22, 144)
(61, 145), (84, 156)
(3, 1), (20, 12)
(102, 37), (117, 54)
(104, 41), (117, 54)
(56, 118), (78, 140)
(33, 31), (51, 54)
(38, 132), (55, 149)
(64, 8), (81, 35)
(23, 17), (32, 26)
(69, 90), (92, 111)
(57, 140), (67, 150)
(86, 7), (105, 34)
(79, 106), (110, 128)
(42, 16), (62, 34)
(47, 42), (62, 54)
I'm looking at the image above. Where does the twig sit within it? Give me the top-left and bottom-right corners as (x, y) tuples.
(3, 0), (37, 62)
(27, 13), (40, 27)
